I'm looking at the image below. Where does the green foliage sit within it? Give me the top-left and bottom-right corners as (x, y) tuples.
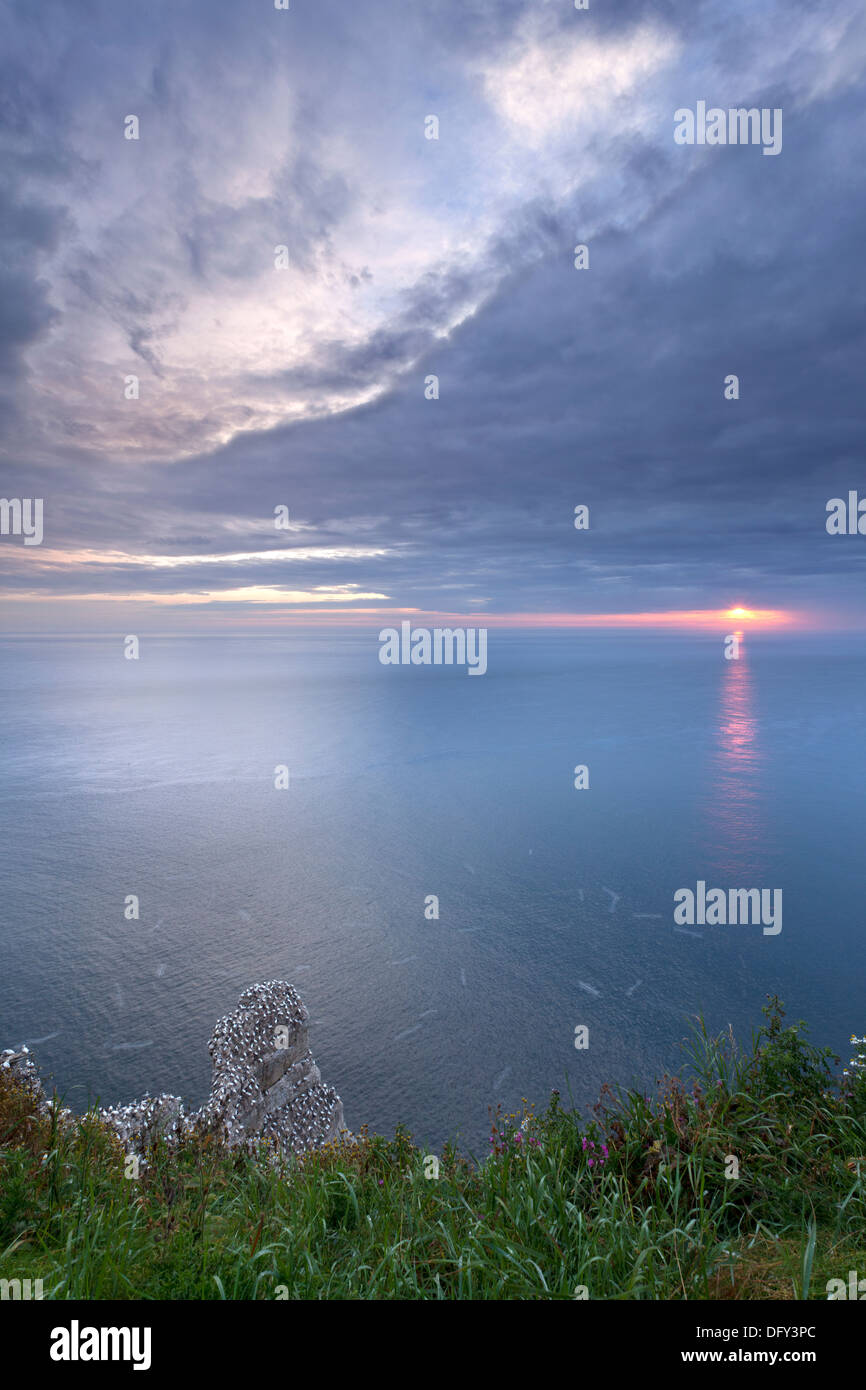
(1, 998), (864, 1300)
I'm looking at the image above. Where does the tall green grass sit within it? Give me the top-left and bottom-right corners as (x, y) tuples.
(2, 997), (864, 1300)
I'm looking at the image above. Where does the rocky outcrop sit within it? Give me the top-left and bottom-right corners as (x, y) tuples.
(1, 981), (350, 1161)
(200, 981), (347, 1152)
(0, 1043), (78, 1135)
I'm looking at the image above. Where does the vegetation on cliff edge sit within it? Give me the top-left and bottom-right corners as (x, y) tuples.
(1, 997), (865, 1300)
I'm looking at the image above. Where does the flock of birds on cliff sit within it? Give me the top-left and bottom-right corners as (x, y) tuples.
(1, 980), (349, 1163)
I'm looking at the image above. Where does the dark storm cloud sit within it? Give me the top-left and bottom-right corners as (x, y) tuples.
(0, 188), (63, 371)
(0, 0), (864, 627)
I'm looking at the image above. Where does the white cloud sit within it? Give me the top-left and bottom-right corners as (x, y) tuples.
(480, 22), (682, 149)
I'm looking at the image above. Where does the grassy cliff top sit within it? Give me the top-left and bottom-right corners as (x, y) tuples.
(2, 997), (865, 1301)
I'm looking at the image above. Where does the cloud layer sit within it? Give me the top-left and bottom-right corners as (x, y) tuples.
(1, 0), (865, 630)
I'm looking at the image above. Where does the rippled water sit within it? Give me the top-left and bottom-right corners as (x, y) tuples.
(1, 630), (863, 1151)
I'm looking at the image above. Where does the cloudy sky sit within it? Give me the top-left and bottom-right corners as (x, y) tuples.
(1, 0), (864, 633)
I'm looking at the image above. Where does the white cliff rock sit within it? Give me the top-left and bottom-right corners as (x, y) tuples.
(200, 981), (348, 1153)
(1, 981), (350, 1161)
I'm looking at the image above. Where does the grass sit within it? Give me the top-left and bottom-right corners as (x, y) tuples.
(1, 996), (865, 1300)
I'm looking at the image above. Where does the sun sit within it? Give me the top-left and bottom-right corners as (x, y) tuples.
(727, 607), (754, 620)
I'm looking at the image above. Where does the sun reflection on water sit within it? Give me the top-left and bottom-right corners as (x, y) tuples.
(703, 640), (767, 879)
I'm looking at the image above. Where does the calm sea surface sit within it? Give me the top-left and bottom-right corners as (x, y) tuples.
(1, 631), (864, 1151)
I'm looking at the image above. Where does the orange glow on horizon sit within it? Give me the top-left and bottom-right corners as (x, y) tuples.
(224, 606), (802, 630)
(0, 594), (807, 630)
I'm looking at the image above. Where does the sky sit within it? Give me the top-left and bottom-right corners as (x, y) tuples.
(0, 0), (864, 634)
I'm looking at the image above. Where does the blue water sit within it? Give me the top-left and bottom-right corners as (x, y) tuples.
(1, 630), (864, 1152)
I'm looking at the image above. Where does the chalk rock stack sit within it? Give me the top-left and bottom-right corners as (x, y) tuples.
(201, 981), (348, 1153)
(1, 981), (349, 1161)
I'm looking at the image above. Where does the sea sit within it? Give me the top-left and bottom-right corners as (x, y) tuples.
(1, 629), (864, 1153)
